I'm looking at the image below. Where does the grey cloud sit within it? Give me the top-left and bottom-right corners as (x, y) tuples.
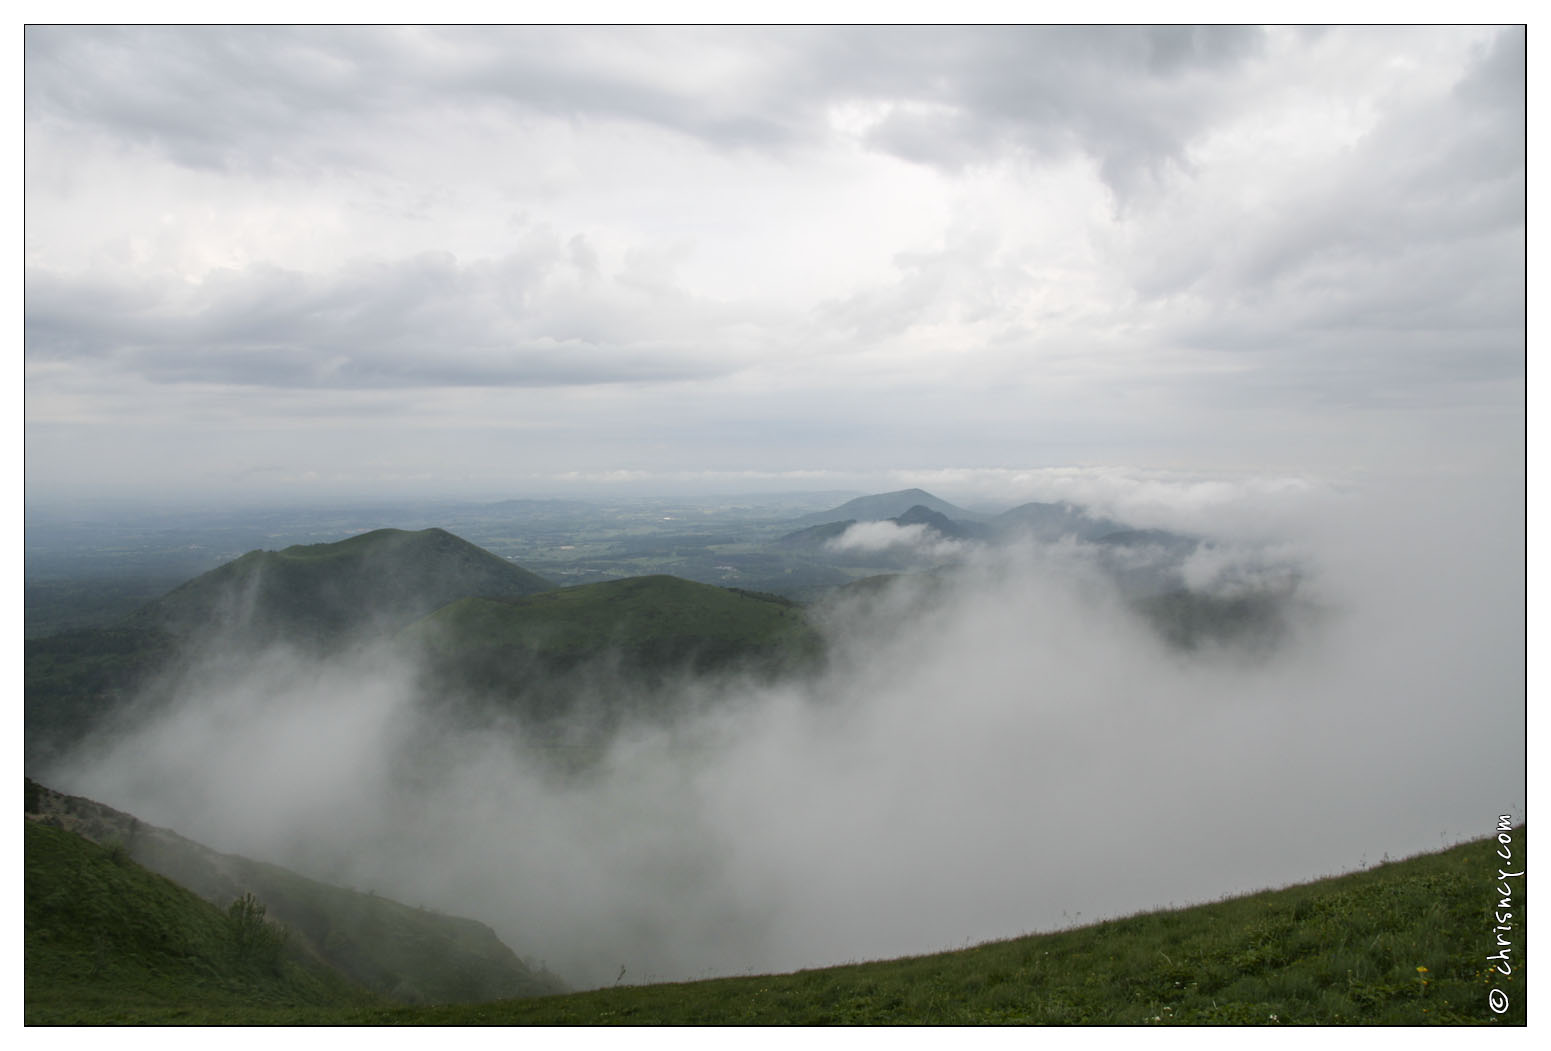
(825, 520), (965, 561)
(25, 27), (818, 175)
(841, 27), (1265, 195)
(27, 26), (1265, 197)
(1120, 28), (1523, 409)
(1145, 27), (1522, 302)
(1453, 26), (1525, 124)
(53, 26), (1517, 240)
(26, 27), (392, 174)
(26, 247), (750, 390)
(444, 27), (813, 149)
(22, 26), (1523, 497)
(813, 229), (1022, 342)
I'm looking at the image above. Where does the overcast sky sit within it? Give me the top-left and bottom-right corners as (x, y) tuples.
(23, 25), (1525, 506)
(21, 25), (1531, 984)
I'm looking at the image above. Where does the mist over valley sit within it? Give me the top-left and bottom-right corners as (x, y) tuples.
(26, 473), (1522, 991)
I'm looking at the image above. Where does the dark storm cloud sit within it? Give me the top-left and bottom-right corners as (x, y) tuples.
(25, 249), (746, 389)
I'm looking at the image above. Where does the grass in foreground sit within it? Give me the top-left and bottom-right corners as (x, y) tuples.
(29, 824), (1524, 1025)
(372, 827), (1525, 1026)
(25, 821), (381, 1024)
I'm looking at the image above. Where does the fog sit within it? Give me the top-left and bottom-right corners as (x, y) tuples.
(53, 470), (1524, 990)
(826, 519), (966, 560)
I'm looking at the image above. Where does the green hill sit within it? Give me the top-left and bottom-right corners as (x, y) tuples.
(409, 575), (823, 729)
(428, 827), (1522, 1025)
(26, 528), (558, 769)
(25, 625), (179, 770)
(24, 818), (380, 1024)
(414, 574), (819, 663)
(26, 780), (564, 1008)
(135, 526), (555, 646)
(26, 780), (563, 1007)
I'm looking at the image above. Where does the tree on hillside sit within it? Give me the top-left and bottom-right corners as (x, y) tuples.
(228, 892), (287, 970)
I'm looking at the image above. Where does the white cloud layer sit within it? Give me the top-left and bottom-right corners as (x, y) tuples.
(23, 25), (1523, 503)
(825, 519), (964, 559)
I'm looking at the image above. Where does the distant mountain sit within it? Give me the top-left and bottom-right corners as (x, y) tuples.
(990, 501), (1126, 542)
(774, 505), (988, 557)
(26, 780), (564, 1005)
(892, 505), (992, 542)
(790, 489), (973, 526)
(772, 519), (856, 549)
(134, 527), (555, 647)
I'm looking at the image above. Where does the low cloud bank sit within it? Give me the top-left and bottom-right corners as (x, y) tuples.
(825, 519), (965, 561)
(55, 470), (1524, 989)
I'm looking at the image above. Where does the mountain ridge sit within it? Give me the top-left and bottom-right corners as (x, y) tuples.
(790, 488), (974, 526)
(132, 526), (555, 647)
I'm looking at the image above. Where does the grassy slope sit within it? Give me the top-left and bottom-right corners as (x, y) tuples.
(406, 576), (823, 734)
(358, 828), (1530, 1025)
(35, 827), (1523, 1025)
(172, 853), (563, 1005)
(410, 576), (824, 713)
(27, 780), (564, 1006)
(417, 575), (816, 660)
(24, 820), (381, 1025)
